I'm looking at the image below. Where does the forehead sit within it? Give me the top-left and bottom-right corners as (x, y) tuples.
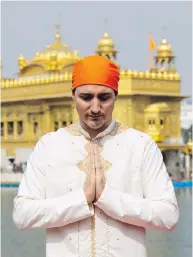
(76, 85), (114, 94)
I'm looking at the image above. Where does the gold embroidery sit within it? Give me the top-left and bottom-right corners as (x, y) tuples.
(100, 156), (112, 171)
(77, 221), (80, 257)
(77, 140), (112, 173)
(98, 143), (111, 171)
(91, 207), (96, 257)
(77, 141), (92, 173)
(65, 123), (82, 136)
(106, 216), (110, 255)
(98, 143), (112, 171)
(109, 122), (129, 136)
(65, 121), (128, 138)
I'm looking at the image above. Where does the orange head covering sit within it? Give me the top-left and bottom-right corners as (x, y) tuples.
(72, 55), (120, 92)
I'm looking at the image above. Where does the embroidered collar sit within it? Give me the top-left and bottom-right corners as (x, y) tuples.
(77, 119), (116, 140)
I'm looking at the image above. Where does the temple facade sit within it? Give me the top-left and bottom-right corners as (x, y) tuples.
(1, 28), (191, 178)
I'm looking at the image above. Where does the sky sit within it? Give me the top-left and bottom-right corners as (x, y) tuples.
(1, 1), (192, 96)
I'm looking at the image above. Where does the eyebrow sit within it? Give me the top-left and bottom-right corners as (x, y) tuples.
(79, 92), (112, 96)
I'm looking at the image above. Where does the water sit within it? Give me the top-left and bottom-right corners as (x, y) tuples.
(1, 188), (192, 257)
(146, 188), (192, 257)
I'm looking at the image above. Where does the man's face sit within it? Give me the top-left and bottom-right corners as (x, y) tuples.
(72, 85), (117, 131)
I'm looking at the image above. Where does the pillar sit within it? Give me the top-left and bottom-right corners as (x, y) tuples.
(185, 154), (190, 179)
(66, 111), (71, 126)
(24, 113), (30, 141)
(14, 120), (17, 140)
(127, 99), (133, 127)
(4, 118), (8, 141)
(71, 102), (79, 123)
(27, 114), (33, 143)
(43, 106), (51, 133)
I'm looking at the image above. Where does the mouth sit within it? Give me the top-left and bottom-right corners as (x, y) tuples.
(88, 115), (102, 119)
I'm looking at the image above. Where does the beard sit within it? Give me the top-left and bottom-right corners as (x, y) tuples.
(86, 115), (104, 129)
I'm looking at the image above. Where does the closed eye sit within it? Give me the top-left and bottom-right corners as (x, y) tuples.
(98, 94), (112, 101)
(79, 93), (113, 101)
(79, 94), (93, 101)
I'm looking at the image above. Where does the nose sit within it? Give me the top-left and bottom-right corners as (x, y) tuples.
(90, 98), (101, 114)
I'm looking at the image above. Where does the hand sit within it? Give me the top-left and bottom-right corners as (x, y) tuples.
(94, 144), (106, 202)
(83, 147), (96, 204)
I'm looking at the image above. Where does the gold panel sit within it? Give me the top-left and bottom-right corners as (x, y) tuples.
(1, 81), (72, 102)
(131, 78), (180, 94)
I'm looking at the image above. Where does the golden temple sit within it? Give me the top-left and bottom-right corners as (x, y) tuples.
(1, 27), (186, 159)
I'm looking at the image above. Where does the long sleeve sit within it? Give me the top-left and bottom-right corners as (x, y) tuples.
(95, 139), (179, 231)
(13, 134), (94, 230)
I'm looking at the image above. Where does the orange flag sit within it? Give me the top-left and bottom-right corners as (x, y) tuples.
(149, 34), (156, 50)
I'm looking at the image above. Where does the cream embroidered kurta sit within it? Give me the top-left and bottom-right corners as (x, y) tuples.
(13, 120), (179, 257)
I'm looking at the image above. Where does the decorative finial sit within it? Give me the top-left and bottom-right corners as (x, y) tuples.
(55, 24), (61, 41)
(161, 25), (166, 39)
(55, 12), (62, 41)
(55, 24), (60, 33)
(104, 19), (108, 32)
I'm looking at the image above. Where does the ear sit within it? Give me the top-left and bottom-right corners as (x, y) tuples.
(72, 95), (75, 101)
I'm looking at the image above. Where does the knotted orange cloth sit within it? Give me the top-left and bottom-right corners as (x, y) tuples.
(72, 55), (120, 92)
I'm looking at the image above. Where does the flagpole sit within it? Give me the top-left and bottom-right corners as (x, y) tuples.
(149, 47), (152, 70)
(149, 34), (152, 70)
(148, 33), (156, 70)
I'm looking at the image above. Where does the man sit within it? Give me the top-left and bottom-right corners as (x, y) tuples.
(13, 55), (179, 257)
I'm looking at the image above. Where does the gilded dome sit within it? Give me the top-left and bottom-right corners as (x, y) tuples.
(157, 38), (173, 57)
(96, 32), (117, 59)
(18, 30), (81, 75)
(18, 54), (25, 61)
(145, 102), (170, 113)
(32, 31), (81, 65)
(18, 54), (26, 70)
(98, 32), (114, 47)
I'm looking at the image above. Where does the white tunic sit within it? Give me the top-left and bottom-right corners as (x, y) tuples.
(13, 120), (179, 257)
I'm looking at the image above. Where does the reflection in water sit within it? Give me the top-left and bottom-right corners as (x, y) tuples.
(146, 188), (192, 257)
(1, 188), (192, 257)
